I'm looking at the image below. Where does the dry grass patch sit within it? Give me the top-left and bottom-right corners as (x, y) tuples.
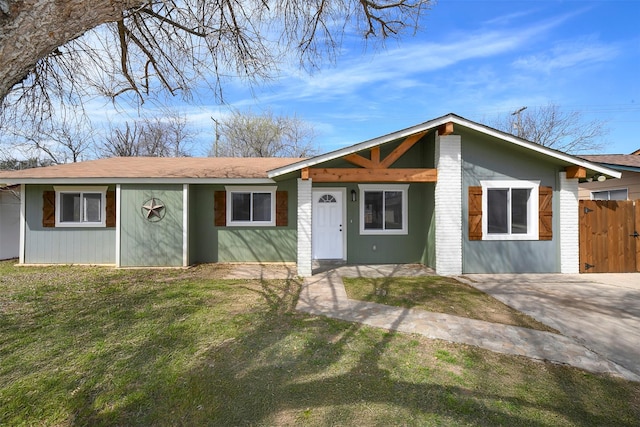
(343, 276), (558, 332)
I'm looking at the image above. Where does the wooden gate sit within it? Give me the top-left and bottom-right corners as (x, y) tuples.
(579, 200), (640, 273)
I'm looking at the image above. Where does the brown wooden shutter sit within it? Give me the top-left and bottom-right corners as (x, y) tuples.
(43, 191), (56, 227)
(539, 186), (553, 240)
(214, 191), (226, 226)
(276, 191), (288, 226)
(468, 186), (483, 240)
(106, 191), (116, 227)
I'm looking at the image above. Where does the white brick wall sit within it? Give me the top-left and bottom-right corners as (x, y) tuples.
(435, 135), (462, 275)
(559, 171), (579, 273)
(297, 178), (313, 277)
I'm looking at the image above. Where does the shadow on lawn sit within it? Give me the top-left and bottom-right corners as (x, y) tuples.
(70, 277), (637, 426)
(1, 263), (637, 426)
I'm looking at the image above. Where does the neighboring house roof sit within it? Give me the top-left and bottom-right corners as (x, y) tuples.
(0, 157), (303, 184)
(579, 154), (640, 172)
(268, 113), (622, 179)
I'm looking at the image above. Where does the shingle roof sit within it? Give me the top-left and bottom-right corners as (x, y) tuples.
(0, 157), (303, 182)
(579, 154), (640, 169)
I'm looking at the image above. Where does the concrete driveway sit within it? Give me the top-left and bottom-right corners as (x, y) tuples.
(461, 273), (640, 379)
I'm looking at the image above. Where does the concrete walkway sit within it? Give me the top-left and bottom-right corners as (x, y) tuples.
(296, 265), (640, 382)
(461, 273), (640, 381)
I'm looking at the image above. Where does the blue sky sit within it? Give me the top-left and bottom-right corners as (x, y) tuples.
(101, 0), (640, 157)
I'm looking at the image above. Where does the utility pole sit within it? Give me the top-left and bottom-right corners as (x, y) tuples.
(511, 106), (527, 137)
(211, 116), (219, 157)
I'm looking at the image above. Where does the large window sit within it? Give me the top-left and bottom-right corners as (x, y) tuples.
(54, 186), (107, 227)
(359, 184), (409, 235)
(591, 189), (628, 201)
(226, 186), (276, 226)
(481, 181), (539, 240)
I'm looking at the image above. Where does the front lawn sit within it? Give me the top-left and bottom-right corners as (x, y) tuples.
(0, 261), (638, 425)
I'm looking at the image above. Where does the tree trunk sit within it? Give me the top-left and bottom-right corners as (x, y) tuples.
(0, 0), (144, 100)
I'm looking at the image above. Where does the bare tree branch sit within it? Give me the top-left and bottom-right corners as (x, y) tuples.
(0, 110), (95, 164)
(213, 109), (317, 158)
(1, 0), (431, 127)
(99, 110), (194, 157)
(492, 103), (608, 154)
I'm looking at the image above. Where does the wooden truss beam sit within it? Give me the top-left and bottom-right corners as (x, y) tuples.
(380, 132), (426, 168)
(309, 168), (437, 183)
(343, 153), (377, 169)
(344, 131), (427, 169)
(371, 146), (381, 164)
(303, 131), (436, 182)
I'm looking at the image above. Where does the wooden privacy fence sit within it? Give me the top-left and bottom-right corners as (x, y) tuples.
(579, 200), (640, 273)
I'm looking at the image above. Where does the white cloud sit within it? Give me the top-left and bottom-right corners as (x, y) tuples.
(512, 38), (620, 74)
(245, 10), (583, 106)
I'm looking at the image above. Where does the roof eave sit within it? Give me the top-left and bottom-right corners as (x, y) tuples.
(268, 113), (622, 180)
(0, 177), (277, 185)
(454, 118), (622, 179)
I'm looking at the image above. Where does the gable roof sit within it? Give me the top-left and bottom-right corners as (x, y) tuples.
(0, 157), (302, 184)
(267, 113), (621, 179)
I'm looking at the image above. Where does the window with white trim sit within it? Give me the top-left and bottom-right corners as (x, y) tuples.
(54, 186), (107, 227)
(481, 180), (539, 240)
(225, 186), (276, 226)
(359, 184), (409, 235)
(591, 188), (628, 201)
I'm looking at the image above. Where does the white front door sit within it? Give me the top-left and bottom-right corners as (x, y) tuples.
(312, 189), (345, 260)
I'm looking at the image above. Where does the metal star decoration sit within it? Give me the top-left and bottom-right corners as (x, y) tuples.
(141, 198), (166, 221)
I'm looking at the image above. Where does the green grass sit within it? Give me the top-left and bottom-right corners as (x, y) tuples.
(343, 276), (558, 332)
(0, 261), (638, 426)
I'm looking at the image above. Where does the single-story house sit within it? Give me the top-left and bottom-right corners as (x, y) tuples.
(0, 113), (621, 276)
(578, 150), (640, 200)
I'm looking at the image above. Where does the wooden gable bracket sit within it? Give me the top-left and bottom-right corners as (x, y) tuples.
(307, 131), (437, 183)
(565, 165), (586, 179)
(437, 122), (454, 136)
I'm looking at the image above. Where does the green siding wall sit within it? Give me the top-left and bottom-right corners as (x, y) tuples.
(460, 128), (561, 273)
(119, 184), (184, 267)
(24, 185), (116, 264)
(217, 229), (296, 262)
(188, 180), (297, 264)
(342, 182), (435, 264)
(322, 133), (437, 265)
(188, 185), (216, 263)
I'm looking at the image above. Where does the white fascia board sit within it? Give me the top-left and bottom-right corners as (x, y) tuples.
(268, 115), (455, 178)
(1, 178), (277, 185)
(450, 117), (623, 179)
(267, 113), (622, 180)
